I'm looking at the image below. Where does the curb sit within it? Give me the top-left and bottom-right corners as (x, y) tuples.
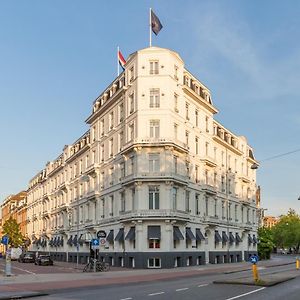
(0, 292), (48, 300)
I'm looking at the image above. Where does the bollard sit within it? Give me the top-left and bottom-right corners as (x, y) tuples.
(296, 258), (300, 270)
(252, 263), (259, 282)
(5, 248), (12, 277)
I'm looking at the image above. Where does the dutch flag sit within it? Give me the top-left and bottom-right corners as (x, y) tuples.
(118, 49), (126, 70)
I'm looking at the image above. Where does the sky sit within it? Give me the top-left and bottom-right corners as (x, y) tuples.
(0, 0), (300, 216)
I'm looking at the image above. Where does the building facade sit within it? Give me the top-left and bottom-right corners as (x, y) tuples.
(26, 47), (259, 268)
(263, 216), (279, 228)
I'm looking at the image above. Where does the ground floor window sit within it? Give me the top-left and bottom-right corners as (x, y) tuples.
(149, 239), (160, 248)
(148, 257), (161, 268)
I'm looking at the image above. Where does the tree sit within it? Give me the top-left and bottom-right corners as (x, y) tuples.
(2, 217), (24, 247)
(272, 208), (300, 253)
(258, 227), (275, 259)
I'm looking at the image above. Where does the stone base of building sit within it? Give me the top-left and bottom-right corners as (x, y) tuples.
(36, 250), (257, 268)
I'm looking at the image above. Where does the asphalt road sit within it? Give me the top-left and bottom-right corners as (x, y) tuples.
(24, 263), (300, 300)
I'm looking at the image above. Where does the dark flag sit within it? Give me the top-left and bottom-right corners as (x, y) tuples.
(151, 10), (163, 35)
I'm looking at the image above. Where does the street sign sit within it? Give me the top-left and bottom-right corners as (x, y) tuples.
(100, 238), (106, 246)
(91, 238), (100, 250)
(97, 230), (107, 239)
(1, 236), (9, 245)
(250, 254), (259, 264)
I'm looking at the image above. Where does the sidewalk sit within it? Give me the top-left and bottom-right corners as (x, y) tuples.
(0, 256), (297, 299)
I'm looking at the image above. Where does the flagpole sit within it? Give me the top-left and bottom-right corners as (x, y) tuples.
(149, 8), (152, 47)
(117, 46), (120, 76)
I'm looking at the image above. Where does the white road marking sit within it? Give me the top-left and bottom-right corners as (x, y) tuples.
(175, 287), (189, 291)
(198, 283), (209, 287)
(10, 265), (36, 275)
(120, 298), (133, 300)
(225, 287), (266, 300)
(148, 292), (165, 296)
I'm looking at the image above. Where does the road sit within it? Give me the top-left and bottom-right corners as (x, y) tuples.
(1, 256), (300, 299)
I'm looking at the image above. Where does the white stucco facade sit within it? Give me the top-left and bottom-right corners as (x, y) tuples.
(26, 47), (259, 268)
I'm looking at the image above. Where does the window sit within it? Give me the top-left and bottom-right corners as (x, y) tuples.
(120, 162), (125, 179)
(205, 196), (209, 216)
(128, 156), (135, 174)
(174, 123), (178, 139)
(214, 199), (217, 217)
(119, 103), (124, 123)
(120, 192), (125, 212)
(174, 93), (179, 112)
(109, 167), (114, 185)
(129, 123), (134, 141)
(221, 176), (225, 192)
(205, 142), (209, 156)
(150, 61), (159, 75)
(222, 201), (225, 219)
(100, 172), (104, 189)
(174, 65), (178, 80)
(101, 144), (104, 162)
(100, 119), (104, 136)
(205, 116), (209, 132)
(195, 194), (200, 214)
(109, 112), (114, 130)
(214, 147), (217, 160)
(129, 93), (134, 114)
(174, 156), (178, 174)
(148, 258), (161, 268)
(119, 131), (123, 151)
(92, 126), (96, 141)
(235, 205), (238, 221)
(185, 131), (189, 147)
(149, 154), (160, 172)
(129, 66), (134, 82)
(195, 110), (199, 127)
(229, 203), (232, 220)
(150, 120), (160, 138)
(172, 187), (177, 210)
(150, 88), (160, 108)
(131, 188), (135, 211)
(195, 165), (199, 183)
(186, 162), (190, 178)
(195, 137), (199, 154)
(110, 195), (114, 216)
(149, 186), (159, 209)
(185, 190), (190, 212)
(149, 239), (160, 249)
(205, 170), (208, 185)
(109, 138), (113, 157)
(185, 103), (189, 120)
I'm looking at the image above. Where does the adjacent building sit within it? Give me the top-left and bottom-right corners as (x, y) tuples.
(26, 46), (259, 268)
(263, 216), (279, 228)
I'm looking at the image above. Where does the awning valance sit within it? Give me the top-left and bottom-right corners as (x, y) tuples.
(215, 231), (222, 243)
(106, 230), (114, 243)
(196, 229), (205, 241)
(173, 226), (184, 241)
(115, 228), (124, 242)
(222, 231), (229, 243)
(186, 228), (196, 240)
(125, 227), (136, 241)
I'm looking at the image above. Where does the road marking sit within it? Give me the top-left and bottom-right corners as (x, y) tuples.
(175, 288), (189, 292)
(10, 265), (36, 275)
(120, 298), (133, 300)
(148, 292), (165, 296)
(225, 287), (266, 300)
(198, 284), (209, 287)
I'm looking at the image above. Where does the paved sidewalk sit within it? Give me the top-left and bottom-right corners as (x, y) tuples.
(0, 256), (298, 299)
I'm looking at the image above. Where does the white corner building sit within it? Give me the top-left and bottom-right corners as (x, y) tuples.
(27, 47), (259, 268)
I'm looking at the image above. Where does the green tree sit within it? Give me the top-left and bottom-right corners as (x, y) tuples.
(258, 227), (275, 259)
(272, 208), (300, 253)
(2, 217), (24, 247)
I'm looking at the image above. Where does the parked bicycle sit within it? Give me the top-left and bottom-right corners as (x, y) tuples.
(83, 258), (110, 272)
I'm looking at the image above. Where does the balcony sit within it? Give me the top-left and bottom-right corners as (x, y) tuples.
(239, 175), (251, 184)
(201, 184), (217, 195)
(119, 209), (191, 222)
(201, 156), (217, 168)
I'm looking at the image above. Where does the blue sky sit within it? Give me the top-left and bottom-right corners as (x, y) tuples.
(1, 1), (300, 216)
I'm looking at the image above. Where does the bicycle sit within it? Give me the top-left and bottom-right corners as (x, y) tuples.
(83, 258), (110, 272)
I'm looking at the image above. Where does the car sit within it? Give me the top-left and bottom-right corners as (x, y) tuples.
(18, 253), (35, 263)
(34, 255), (53, 266)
